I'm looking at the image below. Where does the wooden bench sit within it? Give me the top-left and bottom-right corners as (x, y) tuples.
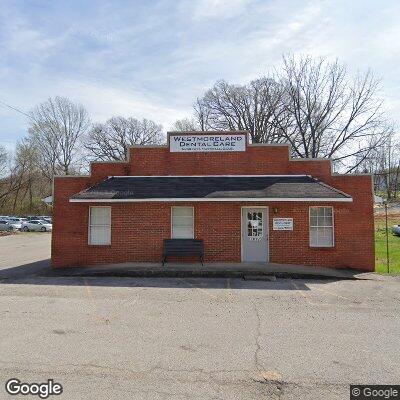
(162, 239), (204, 266)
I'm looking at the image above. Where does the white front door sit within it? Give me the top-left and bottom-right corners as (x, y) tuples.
(241, 208), (269, 262)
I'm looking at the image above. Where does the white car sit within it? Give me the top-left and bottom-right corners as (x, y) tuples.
(38, 215), (52, 221)
(0, 219), (15, 232)
(22, 220), (52, 232)
(5, 217), (26, 230)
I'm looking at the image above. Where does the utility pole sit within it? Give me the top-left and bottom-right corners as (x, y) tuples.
(385, 202), (390, 274)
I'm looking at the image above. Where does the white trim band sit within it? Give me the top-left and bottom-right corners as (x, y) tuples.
(109, 174), (310, 178)
(70, 197), (353, 203)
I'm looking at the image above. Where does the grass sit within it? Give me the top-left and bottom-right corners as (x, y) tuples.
(375, 213), (400, 274)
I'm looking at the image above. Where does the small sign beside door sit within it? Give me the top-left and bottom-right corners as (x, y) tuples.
(273, 218), (293, 231)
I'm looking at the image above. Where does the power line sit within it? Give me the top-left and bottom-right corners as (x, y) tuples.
(0, 99), (31, 119)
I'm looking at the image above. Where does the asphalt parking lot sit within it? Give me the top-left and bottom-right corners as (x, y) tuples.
(0, 233), (51, 278)
(0, 234), (399, 399)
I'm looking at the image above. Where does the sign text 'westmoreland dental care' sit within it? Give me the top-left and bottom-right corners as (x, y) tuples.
(169, 134), (246, 152)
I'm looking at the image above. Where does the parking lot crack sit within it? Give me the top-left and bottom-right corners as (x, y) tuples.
(252, 301), (264, 373)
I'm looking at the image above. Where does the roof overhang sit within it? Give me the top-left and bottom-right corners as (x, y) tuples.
(69, 175), (353, 203)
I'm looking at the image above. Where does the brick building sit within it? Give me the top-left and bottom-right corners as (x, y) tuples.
(52, 131), (375, 271)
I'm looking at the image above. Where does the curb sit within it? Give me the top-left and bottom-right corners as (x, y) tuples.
(45, 269), (359, 281)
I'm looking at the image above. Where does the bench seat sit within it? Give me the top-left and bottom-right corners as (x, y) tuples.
(162, 239), (204, 265)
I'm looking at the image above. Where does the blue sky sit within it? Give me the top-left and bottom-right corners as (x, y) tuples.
(0, 0), (399, 150)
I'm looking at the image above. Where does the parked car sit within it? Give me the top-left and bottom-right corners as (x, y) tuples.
(0, 220), (15, 232)
(36, 215), (52, 221)
(392, 225), (400, 236)
(22, 220), (52, 232)
(5, 217), (26, 230)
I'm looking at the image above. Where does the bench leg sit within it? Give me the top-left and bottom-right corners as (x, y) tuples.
(200, 255), (204, 266)
(162, 256), (166, 266)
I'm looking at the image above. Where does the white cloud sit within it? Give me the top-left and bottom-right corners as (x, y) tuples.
(190, 0), (252, 20)
(169, 1), (325, 86)
(56, 80), (189, 129)
(0, 7), (64, 58)
(0, 78), (190, 151)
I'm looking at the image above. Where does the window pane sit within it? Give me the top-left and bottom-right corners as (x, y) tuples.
(172, 227), (193, 239)
(172, 215), (193, 227)
(310, 227), (334, 247)
(173, 207), (193, 217)
(310, 216), (318, 227)
(90, 226), (111, 245)
(247, 211), (263, 237)
(322, 216), (333, 227)
(310, 208), (318, 217)
(310, 227), (318, 247)
(319, 227), (333, 247)
(90, 207), (110, 225)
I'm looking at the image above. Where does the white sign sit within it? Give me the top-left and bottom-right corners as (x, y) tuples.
(169, 134), (246, 152)
(273, 218), (293, 231)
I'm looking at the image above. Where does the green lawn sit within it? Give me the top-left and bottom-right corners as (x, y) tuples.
(375, 214), (400, 274)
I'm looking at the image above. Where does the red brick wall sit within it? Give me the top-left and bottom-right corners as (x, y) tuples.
(51, 139), (375, 271)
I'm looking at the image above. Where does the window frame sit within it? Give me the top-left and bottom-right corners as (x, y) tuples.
(171, 206), (194, 239)
(309, 206), (335, 248)
(88, 206), (112, 246)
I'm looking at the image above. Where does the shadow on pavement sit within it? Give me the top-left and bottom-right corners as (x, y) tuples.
(0, 259), (51, 280)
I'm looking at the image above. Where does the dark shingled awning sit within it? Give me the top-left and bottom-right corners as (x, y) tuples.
(69, 175), (352, 202)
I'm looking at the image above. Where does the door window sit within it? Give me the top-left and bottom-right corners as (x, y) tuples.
(247, 212), (263, 240)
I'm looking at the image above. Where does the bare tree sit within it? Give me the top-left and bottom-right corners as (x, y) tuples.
(359, 130), (400, 199)
(84, 116), (164, 161)
(0, 141), (32, 211)
(0, 145), (12, 209)
(194, 78), (288, 143)
(0, 138), (54, 214)
(191, 55), (391, 172)
(171, 118), (201, 132)
(276, 55), (390, 171)
(0, 145), (8, 177)
(193, 98), (209, 131)
(28, 96), (90, 180)
(12, 140), (38, 212)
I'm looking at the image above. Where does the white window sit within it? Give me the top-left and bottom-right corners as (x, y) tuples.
(309, 207), (334, 247)
(171, 207), (194, 239)
(89, 206), (111, 245)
